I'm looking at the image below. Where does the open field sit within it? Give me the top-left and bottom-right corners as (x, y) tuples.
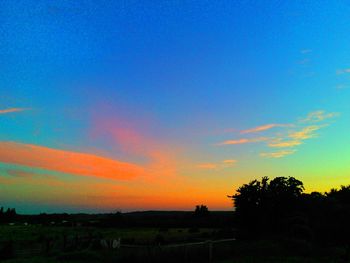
(0, 234), (346, 263)
(0, 225), (237, 262)
(1, 225), (348, 263)
(0, 225), (220, 244)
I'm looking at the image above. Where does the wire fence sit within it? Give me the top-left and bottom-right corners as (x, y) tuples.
(0, 237), (236, 262)
(119, 238), (236, 262)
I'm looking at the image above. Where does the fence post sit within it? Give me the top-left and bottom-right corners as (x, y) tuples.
(208, 240), (213, 263)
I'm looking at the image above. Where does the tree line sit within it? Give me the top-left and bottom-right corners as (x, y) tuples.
(0, 207), (17, 222)
(229, 176), (350, 246)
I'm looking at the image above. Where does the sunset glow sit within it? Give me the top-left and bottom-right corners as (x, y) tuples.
(1, 1), (350, 213)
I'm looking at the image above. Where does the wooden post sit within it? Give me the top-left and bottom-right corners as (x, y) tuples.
(208, 240), (213, 263)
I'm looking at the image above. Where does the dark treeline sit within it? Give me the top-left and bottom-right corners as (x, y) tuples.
(0, 209), (235, 229)
(90, 210), (235, 228)
(229, 176), (350, 247)
(0, 207), (17, 223)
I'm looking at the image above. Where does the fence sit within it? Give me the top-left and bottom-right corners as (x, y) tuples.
(118, 238), (236, 262)
(0, 237), (236, 262)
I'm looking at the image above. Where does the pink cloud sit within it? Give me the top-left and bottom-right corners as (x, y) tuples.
(92, 116), (179, 180)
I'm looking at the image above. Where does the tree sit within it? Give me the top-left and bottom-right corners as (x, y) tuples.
(326, 185), (350, 205)
(194, 205), (209, 217)
(228, 176), (305, 237)
(1, 207), (17, 222)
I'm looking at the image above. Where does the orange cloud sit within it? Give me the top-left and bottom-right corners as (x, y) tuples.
(222, 159), (237, 164)
(0, 142), (144, 180)
(240, 124), (290, 134)
(217, 137), (267, 146)
(0, 108), (28, 114)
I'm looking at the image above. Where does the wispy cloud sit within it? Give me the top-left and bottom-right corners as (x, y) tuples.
(240, 124), (291, 134)
(336, 68), (350, 75)
(268, 139), (302, 148)
(216, 137), (267, 146)
(288, 125), (322, 140)
(300, 110), (338, 123)
(0, 108), (28, 114)
(262, 110), (338, 157)
(222, 159), (237, 165)
(214, 110), (337, 160)
(267, 125), (324, 148)
(336, 84), (348, 90)
(260, 150), (296, 158)
(197, 159), (237, 170)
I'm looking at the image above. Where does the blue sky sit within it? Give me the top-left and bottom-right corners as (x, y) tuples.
(1, 1), (350, 213)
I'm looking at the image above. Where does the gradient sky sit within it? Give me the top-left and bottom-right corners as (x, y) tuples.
(1, 1), (350, 213)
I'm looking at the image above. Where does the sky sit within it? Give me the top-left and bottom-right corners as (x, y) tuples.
(1, 1), (350, 213)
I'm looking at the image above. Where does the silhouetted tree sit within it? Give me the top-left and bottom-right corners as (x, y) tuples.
(0, 207), (17, 223)
(327, 185), (350, 205)
(229, 176), (304, 238)
(194, 205), (210, 217)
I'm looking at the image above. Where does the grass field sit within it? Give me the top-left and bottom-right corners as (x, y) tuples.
(0, 226), (346, 262)
(0, 225), (216, 244)
(0, 225), (228, 262)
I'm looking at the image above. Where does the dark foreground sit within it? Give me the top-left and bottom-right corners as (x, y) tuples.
(0, 224), (349, 263)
